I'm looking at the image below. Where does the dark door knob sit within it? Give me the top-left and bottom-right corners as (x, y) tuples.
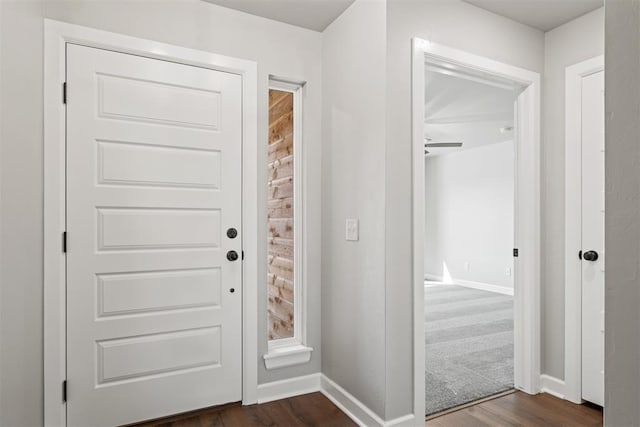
(583, 250), (599, 262)
(227, 228), (238, 239)
(227, 250), (239, 261)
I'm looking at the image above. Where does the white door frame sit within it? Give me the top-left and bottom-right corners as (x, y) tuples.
(564, 55), (605, 404)
(43, 20), (258, 426)
(412, 38), (541, 420)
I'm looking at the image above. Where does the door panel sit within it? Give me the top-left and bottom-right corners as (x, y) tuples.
(97, 268), (221, 317)
(581, 70), (605, 407)
(98, 140), (222, 189)
(66, 44), (242, 427)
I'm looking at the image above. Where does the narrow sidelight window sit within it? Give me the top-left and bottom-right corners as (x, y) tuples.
(264, 77), (312, 369)
(267, 77), (304, 346)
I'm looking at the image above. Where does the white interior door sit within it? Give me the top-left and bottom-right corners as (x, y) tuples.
(581, 70), (605, 407)
(66, 44), (243, 426)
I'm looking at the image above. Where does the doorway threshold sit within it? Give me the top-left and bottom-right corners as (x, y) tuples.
(425, 388), (516, 421)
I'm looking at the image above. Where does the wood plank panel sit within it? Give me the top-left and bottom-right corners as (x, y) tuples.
(268, 134), (293, 162)
(268, 237), (293, 259)
(268, 197), (294, 221)
(268, 89), (289, 110)
(269, 91), (293, 124)
(269, 112), (293, 144)
(269, 154), (293, 179)
(267, 89), (295, 340)
(268, 256), (293, 281)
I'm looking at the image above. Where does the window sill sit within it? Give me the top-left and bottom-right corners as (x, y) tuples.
(263, 344), (313, 370)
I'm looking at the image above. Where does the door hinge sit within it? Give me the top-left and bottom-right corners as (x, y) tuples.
(62, 380), (67, 403)
(62, 231), (67, 253)
(63, 82), (67, 104)
(513, 248), (519, 257)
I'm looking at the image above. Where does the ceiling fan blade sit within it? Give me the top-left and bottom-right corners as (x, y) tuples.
(424, 142), (463, 148)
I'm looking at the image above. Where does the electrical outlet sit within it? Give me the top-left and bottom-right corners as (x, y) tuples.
(345, 218), (359, 241)
(505, 267), (512, 277)
(464, 262), (470, 271)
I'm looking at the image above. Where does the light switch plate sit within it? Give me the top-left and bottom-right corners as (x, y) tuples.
(345, 218), (359, 241)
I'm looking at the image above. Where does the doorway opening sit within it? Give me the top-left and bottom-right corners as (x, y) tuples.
(411, 40), (541, 421)
(423, 62), (521, 415)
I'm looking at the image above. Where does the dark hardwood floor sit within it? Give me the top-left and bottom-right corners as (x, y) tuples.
(130, 392), (356, 427)
(130, 390), (602, 427)
(426, 391), (603, 427)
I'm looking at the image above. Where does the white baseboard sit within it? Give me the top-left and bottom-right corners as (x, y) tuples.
(257, 373), (321, 403)
(424, 274), (514, 296)
(455, 278), (514, 296)
(385, 414), (417, 426)
(425, 273), (446, 282)
(540, 374), (566, 400)
(258, 373), (415, 426)
(320, 375), (385, 426)
(320, 375), (415, 427)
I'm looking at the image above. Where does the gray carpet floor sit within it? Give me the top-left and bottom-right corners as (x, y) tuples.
(425, 284), (514, 416)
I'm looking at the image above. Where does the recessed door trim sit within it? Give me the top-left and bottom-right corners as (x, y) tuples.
(564, 55), (605, 404)
(412, 39), (542, 422)
(43, 20), (258, 426)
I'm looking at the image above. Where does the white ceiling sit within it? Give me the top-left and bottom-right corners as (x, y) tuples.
(463, 0), (603, 31)
(204, 0), (602, 33)
(425, 69), (518, 156)
(202, 0), (355, 32)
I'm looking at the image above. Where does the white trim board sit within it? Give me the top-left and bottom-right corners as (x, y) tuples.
(43, 20), (258, 426)
(564, 55), (605, 405)
(257, 373), (321, 404)
(424, 275), (514, 296)
(412, 39), (542, 424)
(540, 374), (567, 400)
(257, 374), (414, 427)
(320, 376), (415, 427)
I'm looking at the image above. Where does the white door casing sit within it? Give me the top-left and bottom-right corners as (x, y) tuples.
(412, 39), (541, 422)
(580, 70), (605, 406)
(66, 44), (242, 426)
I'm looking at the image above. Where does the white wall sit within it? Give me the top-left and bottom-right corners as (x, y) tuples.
(0, 1), (322, 424)
(542, 7), (604, 380)
(425, 141), (514, 289)
(384, 0), (544, 419)
(321, 0), (387, 418)
(604, 1), (640, 425)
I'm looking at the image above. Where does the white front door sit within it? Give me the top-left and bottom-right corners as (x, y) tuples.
(581, 70), (605, 407)
(66, 44), (243, 426)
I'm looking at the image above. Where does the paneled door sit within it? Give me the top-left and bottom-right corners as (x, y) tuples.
(581, 70), (605, 407)
(66, 44), (243, 426)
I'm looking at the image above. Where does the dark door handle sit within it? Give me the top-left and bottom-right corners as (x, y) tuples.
(583, 250), (599, 262)
(227, 228), (238, 239)
(227, 250), (239, 262)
